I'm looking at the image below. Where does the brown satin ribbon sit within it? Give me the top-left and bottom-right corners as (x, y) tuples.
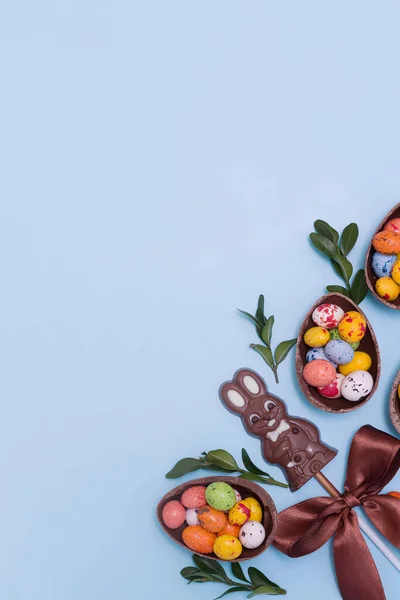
(273, 425), (400, 600)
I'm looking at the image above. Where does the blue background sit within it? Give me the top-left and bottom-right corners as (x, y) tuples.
(1, 1), (400, 599)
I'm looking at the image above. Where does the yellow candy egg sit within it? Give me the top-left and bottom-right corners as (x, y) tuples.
(338, 351), (372, 376)
(213, 535), (243, 560)
(244, 497), (263, 523)
(392, 260), (400, 284)
(304, 327), (330, 348)
(229, 501), (251, 526)
(375, 277), (399, 302)
(338, 311), (367, 343)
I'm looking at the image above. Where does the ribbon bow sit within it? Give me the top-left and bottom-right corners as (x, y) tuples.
(273, 425), (400, 600)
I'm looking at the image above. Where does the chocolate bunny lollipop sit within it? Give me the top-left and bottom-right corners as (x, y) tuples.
(219, 368), (337, 491)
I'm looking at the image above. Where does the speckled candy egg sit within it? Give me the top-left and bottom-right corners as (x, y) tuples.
(338, 311), (367, 342)
(375, 277), (399, 301)
(243, 497), (263, 523)
(324, 340), (354, 365)
(303, 359), (336, 387)
(371, 251), (397, 278)
(330, 328), (359, 349)
(162, 500), (186, 529)
(182, 526), (216, 554)
(213, 535), (242, 560)
(373, 231), (400, 254)
(338, 351), (372, 376)
(197, 506), (227, 533)
(239, 521), (266, 549)
(318, 373), (345, 399)
(306, 347), (337, 368)
(304, 326), (330, 348)
(391, 260), (400, 284)
(233, 489), (242, 502)
(229, 501), (251, 526)
(383, 218), (400, 234)
(205, 482), (236, 512)
(181, 486), (207, 509)
(341, 370), (374, 401)
(312, 303), (345, 329)
(186, 508), (200, 526)
(219, 521), (241, 537)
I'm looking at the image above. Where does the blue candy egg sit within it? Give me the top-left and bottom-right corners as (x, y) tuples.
(306, 347), (338, 368)
(371, 251), (397, 278)
(324, 340), (354, 365)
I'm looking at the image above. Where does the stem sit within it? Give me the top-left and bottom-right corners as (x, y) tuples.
(268, 477), (289, 488)
(272, 365), (279, 384)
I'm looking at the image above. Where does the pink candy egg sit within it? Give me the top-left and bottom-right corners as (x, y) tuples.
(181, 486), (207, 509)
(312, 303), (345, 329)
(383, 218), (400, 234)
(303, 359), (336, 387)
(317, 373), (345, 399)
(162, 500), (186, 529)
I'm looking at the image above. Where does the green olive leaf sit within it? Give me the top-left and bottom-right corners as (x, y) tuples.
(351, 269), (368, 305)
(330, 258), (346, 281)
(314, 220), (339, 244)
(181, 567), (202, 579)
(274, 339), (296, 365)
(340, 223), (359, 256)
(231, 562), (249, 583)
(247, 585), (287, 597)
(261, 316), (274, 347)
(309, 232), (337, 259)
(238, 309), (260, 329)
(255, 295), (266, 328)
(239, 472), (269, 484)
(333, 254), (353, 284)
(326, 285), (351, 297)
(165, 457), (203, 478)
(250, 344), (274, 369)
(215, 588), (249, 599)
(206, 450), (239, 472)
(241, 448), (271, 477)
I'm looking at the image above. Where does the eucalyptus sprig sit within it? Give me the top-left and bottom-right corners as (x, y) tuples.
(309, 220), (368, 304)
(181, 554), (287, 598)
(238, 295), (296, 383)
(166, 448), (288, 488)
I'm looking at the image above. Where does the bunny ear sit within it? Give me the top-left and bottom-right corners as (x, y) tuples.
(234, 369), (267, 397)
(219, 381), (248, 414)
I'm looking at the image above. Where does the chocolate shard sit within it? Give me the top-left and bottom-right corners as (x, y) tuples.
(389, 369), (400, 436)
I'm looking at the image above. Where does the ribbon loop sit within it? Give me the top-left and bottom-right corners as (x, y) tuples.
(342, 490), (361, 510)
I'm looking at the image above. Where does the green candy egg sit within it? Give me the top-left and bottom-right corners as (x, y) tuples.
(205, 482), (236, 511)
(330, 328), (359, 349)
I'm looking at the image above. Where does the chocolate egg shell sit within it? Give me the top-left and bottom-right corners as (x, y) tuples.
(296, 293), (380, 413)
(156, 476), (277, 562)
(365, 202), (400, 309)
(389, 369), (400, 435)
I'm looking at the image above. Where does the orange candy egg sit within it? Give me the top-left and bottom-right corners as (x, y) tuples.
(383, 218), (400, 234)
(372, 230), (400, 254)
(197, 506), (227, 533)
(182, 525), (217, 554)
(219, 521), (241, 537)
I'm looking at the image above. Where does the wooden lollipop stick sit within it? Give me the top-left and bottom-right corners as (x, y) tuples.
(315, 471), (400, 572)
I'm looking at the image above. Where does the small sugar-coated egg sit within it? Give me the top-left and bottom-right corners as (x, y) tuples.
(373, 231), (400, 254)
(350, 340), (360, 350)
(162, 500), (186, 529)
(182, 526), (216, 554)
(181, 486), (207, 509)
(205, 482), (236, 511)
(312, 303), (345, 329)
(229, 501), (251, 526)
(391, 260), (400, 284)
(389, 491), (400, 498)
(318, 373), (345, 399)
(341, 370), (374, 401)
(375, 277), (399, 301)
(213, 535), (242, 560)
(383, 218), (400, 234)
(219, 521), (241, 537)
(233, 489), (242, 502)
(197, 506), (227, 533)
(304, 327), (330, 348)
(186, 508), (200, 526)
(306, 347), (337, 368)
(239, 521), (266, 549)
(243, 497), (263, 523)
(329, 328), (341, 341)
(371, 251), (397, 278)
(338, 311), (367, 342)
(303, 359), (336, 387)
(338, 351), (372, 376)
(324, 340), (354, 365)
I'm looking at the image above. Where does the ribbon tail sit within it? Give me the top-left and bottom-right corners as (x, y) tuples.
(334, 510), (386, 600)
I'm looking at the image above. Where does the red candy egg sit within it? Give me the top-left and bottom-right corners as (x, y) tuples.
(181, 486), (207, 509)
(317, 373), (345, 399)
(303, 359), (336, 387)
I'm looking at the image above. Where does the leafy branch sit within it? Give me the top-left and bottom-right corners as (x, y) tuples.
(166, 448), (288, 488)
(181, 554), (286, 597)
(309, 220), (368, 304)
(238, 295), (296, 383)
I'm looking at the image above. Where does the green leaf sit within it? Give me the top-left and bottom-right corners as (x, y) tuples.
(309, 232), (337, 259)
(166, 458), (203, 478)
(326, 285), (351, 297)
(231, 562), (249, 583)
(215, 587), (248, 599)
(351, 269), (369, 305)
(248, 568), (282, 590)
(255, 295), (266, 328)
(333, 254), (353, 284)
(274, 339), (297, 365)
(206, 450), (239, 472)
(181, 567), (202, 580)
(247, 585), (287, 597)
(261, 316), (274, 347)
(238, 310), (260, 329)
(314, 220), (339, 244)
(340, 223), (359, 256)
(239, 472), (269, 484)
(250, 344), (274, 369)
(241, 448), (271, 477)
(330, 258), (345, 280)
(193, 555), (228, 580)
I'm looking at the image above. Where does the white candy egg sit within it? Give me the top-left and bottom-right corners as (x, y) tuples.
(233, 489), (242, 502)
(186, 508), (199, 526)
(341, 370), (374, 401)
(239, 520), (266, 549)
